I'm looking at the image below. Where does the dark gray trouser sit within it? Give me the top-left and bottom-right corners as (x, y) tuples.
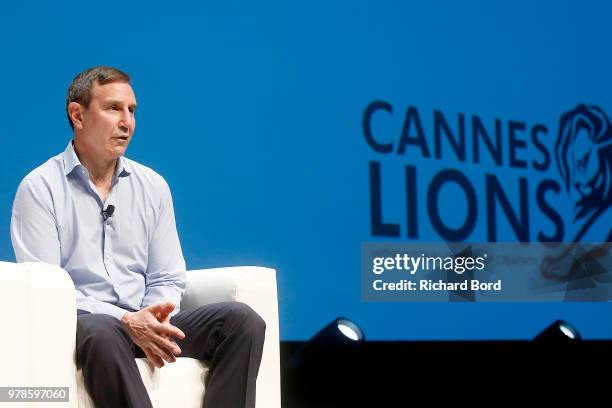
(76, 302), (266, 408)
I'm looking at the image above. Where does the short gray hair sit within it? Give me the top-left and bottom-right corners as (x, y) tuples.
(66, 66), (131, 130)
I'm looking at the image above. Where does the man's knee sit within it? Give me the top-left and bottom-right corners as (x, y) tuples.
(226, 302), (266, 337)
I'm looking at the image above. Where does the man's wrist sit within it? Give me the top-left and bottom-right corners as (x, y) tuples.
(121, 311), (133, 324)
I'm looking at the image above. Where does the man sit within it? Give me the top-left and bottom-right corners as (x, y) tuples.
(10, 66), (265, 408)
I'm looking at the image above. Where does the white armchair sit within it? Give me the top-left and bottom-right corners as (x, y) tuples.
(0, 262), (281, 408)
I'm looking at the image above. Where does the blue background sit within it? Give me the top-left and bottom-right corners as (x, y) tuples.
(1, 1), (611, 340)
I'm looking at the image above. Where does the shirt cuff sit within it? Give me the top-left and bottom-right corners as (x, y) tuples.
(141, 286), (184, 317)
(77, 298), (130, 320)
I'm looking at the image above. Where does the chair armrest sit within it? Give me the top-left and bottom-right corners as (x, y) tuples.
(0, 261), (78, 407)
(181, 266), (281, 408)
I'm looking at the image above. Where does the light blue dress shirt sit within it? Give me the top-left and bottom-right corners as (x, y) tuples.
(10, 141), (186, 320)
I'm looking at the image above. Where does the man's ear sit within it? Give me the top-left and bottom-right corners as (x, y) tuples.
(68, 102), (85, 130)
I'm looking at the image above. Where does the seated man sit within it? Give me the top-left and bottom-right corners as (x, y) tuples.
(10, 66), (265, 408)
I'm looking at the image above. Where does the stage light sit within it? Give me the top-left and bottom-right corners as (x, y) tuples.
(286, 317), (365, 406)
(311, 317), (365, 345)
(288, 317), (365, 371)
(337, 319), (362, 341)
(533, 319), (581, 344)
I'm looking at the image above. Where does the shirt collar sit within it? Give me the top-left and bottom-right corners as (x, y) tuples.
(116, 154), (132, 177)
(62, 140), (132, 178)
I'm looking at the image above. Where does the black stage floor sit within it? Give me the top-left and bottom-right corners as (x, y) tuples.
(280, 340), (611, 407)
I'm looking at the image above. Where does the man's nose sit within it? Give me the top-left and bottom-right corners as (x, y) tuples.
(118, 109), (133, 131)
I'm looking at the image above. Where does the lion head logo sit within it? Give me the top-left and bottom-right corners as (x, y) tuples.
(555, 104), (612, 241)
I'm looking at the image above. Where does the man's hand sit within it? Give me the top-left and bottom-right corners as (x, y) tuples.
(121, 302), (185, 368)
(152, 302), (174, 325)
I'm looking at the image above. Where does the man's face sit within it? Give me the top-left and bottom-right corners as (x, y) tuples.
(79, 81), (137, 161)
